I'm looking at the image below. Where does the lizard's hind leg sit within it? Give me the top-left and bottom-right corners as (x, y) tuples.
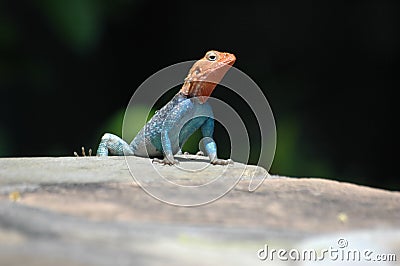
(96, 133), (134, 156)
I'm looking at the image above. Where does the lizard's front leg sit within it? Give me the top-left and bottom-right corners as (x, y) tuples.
(201, 137), (233, 165)
(152, 130), (179, 165)
(201, 118), (233, 165)
(97, 133), (135, 156)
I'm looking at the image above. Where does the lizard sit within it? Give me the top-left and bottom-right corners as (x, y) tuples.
(96, 50), (236, 165)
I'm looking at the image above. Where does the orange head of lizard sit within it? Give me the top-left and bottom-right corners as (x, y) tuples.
(180, 50), (236, 103)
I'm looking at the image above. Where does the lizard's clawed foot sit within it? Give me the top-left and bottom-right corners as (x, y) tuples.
(152, 157), (179, 165)
(179, 149), (204, 155)
(196, 151), (205, 156)
(183, 151), (204, 156)
(211, 158), (233, 165)
(74, 147), (92, 157)
(183, 150), (205, 160)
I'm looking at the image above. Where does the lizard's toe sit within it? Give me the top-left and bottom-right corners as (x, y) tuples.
(196, 151), (205, 156)
(74, 147), (92, 157)
(182, 150), (205, 160)
(152, 157), (179, 165)
(211, 158), (233, 165)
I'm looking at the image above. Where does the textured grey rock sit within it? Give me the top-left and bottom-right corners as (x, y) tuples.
(0, 157), (399, 265)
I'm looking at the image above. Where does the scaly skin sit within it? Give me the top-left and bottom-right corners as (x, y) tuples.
(97, 50), (236, 165)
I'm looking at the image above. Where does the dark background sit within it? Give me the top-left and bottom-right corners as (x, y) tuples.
(0, 0), (398, 190)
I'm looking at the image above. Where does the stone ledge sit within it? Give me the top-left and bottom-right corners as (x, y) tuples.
(1, 157), (399, 266)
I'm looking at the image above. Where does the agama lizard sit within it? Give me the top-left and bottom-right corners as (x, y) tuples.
(96, 50), (236, 165)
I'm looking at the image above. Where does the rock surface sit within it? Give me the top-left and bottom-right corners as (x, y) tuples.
(0, 156), (399, 265)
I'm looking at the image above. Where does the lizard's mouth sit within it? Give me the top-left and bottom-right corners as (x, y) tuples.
(180, 51), (236, 103)
(218, 53), (236, 67)
(196, 63), (235, 103)
(200, 53), (236, 82)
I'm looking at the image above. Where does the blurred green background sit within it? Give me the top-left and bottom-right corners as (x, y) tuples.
(0, 0), (397, 190)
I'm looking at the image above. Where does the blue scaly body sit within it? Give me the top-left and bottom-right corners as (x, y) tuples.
(97, 93), (219, 163)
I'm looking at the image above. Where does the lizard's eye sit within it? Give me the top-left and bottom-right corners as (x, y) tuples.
(206, 52), (218, 61)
